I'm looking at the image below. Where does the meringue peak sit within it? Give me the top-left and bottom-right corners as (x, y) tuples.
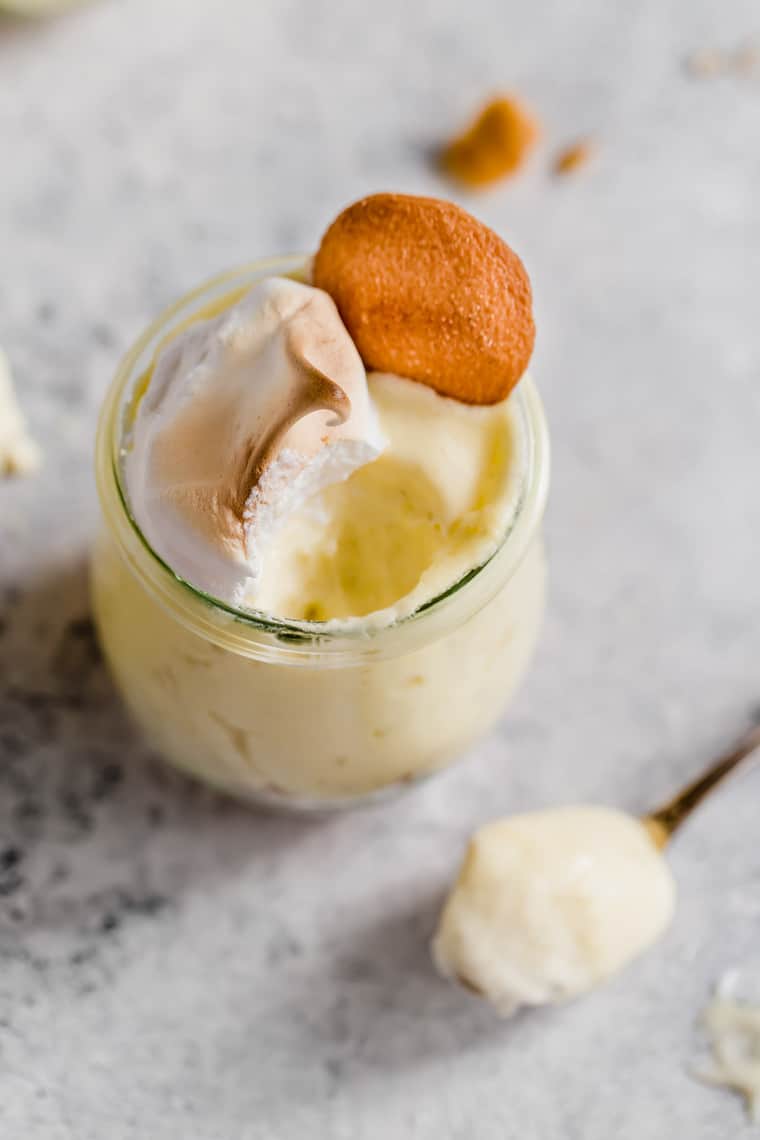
(126, 277), (385, 603)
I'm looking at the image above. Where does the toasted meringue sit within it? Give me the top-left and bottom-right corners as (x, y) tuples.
(125, 278), (385, 604)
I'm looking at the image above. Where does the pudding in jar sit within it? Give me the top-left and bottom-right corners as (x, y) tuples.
(91, 195), (549, 808)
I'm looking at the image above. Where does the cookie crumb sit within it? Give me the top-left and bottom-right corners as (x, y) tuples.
(685, 48), (726, 78)
(685, 41), (760, 79)
(734, 41), (760, 75)
(439, 95), (540, 189)
(553, 139), (594, 176)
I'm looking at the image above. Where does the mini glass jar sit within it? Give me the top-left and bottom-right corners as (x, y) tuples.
(92, 257), (550, 810)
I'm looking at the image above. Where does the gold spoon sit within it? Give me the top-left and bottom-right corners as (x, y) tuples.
(643, 722), (760, 849)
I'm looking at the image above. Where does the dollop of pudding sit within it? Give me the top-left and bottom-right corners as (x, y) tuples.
(699, 981), (760, 1122)
(432, 806), (675, 1015)
(126, 278), (385, 603)
(0, 347), (41, 478)
(248, 372), (522, 625)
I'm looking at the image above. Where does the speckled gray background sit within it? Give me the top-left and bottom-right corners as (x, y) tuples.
(1, 1), (759, 1136)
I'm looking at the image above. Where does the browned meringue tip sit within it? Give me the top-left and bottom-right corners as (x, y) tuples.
(313, 192), (535, 405)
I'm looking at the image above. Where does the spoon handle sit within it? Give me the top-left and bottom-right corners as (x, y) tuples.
(644, 722), (760, 849)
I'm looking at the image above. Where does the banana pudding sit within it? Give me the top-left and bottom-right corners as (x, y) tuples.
(92, 196), (549, 806)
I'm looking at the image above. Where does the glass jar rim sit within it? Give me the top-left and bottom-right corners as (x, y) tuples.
(95, 255), (550, 665)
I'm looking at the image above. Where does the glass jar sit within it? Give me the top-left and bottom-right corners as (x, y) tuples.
(92, 257), (550, 810)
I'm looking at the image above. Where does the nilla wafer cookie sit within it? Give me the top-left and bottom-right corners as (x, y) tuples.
(313, 193), (535, 405)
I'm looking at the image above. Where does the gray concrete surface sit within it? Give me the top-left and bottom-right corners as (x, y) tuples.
(1, 0), (759, 1136)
